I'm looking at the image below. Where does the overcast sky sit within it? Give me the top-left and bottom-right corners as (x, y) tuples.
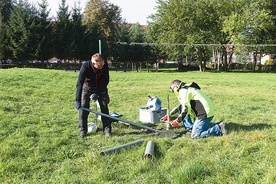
(29, 0), (157, 25)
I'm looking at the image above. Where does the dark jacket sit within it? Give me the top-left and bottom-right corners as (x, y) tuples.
(75, 60), (109, 101)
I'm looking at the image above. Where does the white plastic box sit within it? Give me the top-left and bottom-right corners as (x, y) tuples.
(139, 107), (167, 124)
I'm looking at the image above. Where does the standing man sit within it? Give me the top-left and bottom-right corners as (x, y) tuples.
(166, 79), (227, 138)
(75, 53), (112, 138)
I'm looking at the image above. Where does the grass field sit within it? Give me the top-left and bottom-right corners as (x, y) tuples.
(0, 68), (275, 184)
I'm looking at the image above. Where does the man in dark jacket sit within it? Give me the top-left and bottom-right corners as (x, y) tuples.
(75, 53), (112, 138)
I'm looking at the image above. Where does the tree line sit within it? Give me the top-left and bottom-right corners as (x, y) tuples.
(148, 0), (276, 71)
(0, 0), (150, 68)
(0, 0), (275, 72)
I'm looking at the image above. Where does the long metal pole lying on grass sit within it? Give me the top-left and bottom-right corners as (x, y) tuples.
(100, 139), (145, 156)
(82, 107), (159, 132)
(81, 107), (176, 138)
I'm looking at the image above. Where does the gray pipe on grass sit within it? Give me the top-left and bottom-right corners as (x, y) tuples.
(144, 140), (155, 159)
(81, 107), (162, 133)
(100, 139), (145, 156)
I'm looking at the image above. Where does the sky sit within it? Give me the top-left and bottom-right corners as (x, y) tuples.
(29, 0), (157, 25)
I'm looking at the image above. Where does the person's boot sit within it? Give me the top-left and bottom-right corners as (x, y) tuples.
(219, 122), (227, 136)
(104, 127), (111, 137)
(185, 128), (192, 135)
(80, 131), (86, 138)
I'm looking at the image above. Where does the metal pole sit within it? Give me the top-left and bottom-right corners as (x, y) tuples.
(99, 40), (101, 54)
(100, 139), (144, 156)
(166, 94), (170, 130)
(81, 107), (162, 133)
(81, 107), (176, 138)
(144, 140), (155, 159)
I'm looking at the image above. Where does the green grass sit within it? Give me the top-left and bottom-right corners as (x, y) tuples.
(0, 68), (275, 184)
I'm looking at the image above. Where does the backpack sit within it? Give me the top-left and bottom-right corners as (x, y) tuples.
(181, 82), (201, 90)
(146, 95), (162, 111)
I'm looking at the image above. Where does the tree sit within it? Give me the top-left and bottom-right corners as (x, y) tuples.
(266, 0), (276, 53)
(6, 0), (38, 61)
(222, 0), (274, 71)
(0, 0), (13, 24)
(223, 0), (272, 45)
(54, 0), (71, 60)
(148, 0), (231, 71)
(68, 1), (85, 60)
(128, 23), (148, 71)
(83, 0), (122, 57)
(0, 0), (13, 60)
(146, 16), (168, 72)
(114, 22), (131, 71)
(35, 0), (53, 64)
(114, 23), (152, 72)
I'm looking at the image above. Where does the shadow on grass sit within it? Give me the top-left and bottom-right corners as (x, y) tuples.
(169, 121), (274, 140)
(224, 122), (274, 132)
(153, 143), (165, 160)
(118, 130), (155, 136)
(139, 68), (276, 74)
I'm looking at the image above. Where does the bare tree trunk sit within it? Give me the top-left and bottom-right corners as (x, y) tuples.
(123, 61), (126, 72)
(228, 52), (233, 71)
(146, 61), (149, 73)
(155, 60), (159, 72)
(217, 50), (220, 71)
(212, 48), (216, 70)
(198, 49), (205, 72)
(258, 50), (262, 71)
(136, 62), (139, 72)
(221, 46), (228, 71)
(253, 51), (257, 71)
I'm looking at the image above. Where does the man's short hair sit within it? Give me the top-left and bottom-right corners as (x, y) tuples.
(170, 79), (183, 92)
(91, 53), (103, 63)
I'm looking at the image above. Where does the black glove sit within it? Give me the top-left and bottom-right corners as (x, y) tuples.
(90, 93), (99, 102)
(75, 101), (81, 110)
